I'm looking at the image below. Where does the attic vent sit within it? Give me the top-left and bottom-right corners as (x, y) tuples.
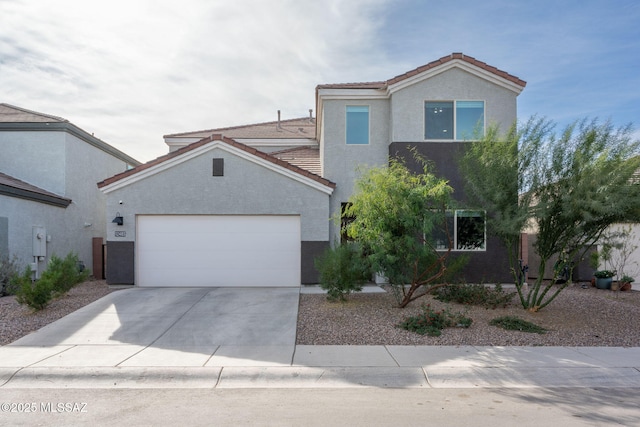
(212, 158), (224, 176)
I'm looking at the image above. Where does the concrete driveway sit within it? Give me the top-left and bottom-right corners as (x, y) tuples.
(4, 287), (300, 367)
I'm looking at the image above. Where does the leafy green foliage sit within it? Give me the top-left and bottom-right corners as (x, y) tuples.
(15, 252), (89, 311)
(460, 117), (640, 311)
(315, 243), (371, 301)
(398, 304), (472, 336)
(433, 283), (514, 309)
(0, 252), (22, 296)
(15, 266), (52, 310)
(46, 253), (89, 295)
(344, 157), (456, 308)
(489, 316), (547, 334)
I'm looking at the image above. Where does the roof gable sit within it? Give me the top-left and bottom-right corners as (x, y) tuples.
(317, 52), (526, 95)
(98, 135), (335, 194)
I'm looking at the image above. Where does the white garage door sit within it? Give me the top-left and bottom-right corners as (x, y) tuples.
(137, 215), (301, 287)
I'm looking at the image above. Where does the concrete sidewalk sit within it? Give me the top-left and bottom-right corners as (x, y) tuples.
(1, 345), (639, 389)
(1, 286), (639, 389)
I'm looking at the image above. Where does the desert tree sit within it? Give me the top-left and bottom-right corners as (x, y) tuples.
(344, 157), (461, 308)
(460, 117), (640, 311)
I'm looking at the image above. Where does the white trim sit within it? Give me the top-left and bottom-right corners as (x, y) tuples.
(100, 140), (334, 195)
(316, 88), (389, 100)
(389, 59), (524, 95)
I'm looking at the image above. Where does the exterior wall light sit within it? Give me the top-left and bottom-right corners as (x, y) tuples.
(112, 212), (124, 226)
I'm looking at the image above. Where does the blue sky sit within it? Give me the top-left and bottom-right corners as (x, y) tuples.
(1, 0), (639, 162)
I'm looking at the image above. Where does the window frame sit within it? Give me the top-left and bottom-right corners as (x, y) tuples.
(424, 100), (485, 141)
(434, 210), (487, 252)
(346, 105), (370, 145)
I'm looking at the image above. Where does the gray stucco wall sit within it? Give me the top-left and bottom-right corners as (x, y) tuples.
(320, 99), (391, 242)
(318, 67), (520, 247)
(0, 130), (67, 195)
(0, 129), (134, 276)
(390, 67), (518, 142)
(0, 195), (68, 276)
(103, 144), (332, 284)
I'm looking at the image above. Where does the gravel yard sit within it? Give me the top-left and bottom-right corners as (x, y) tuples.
(296, 283), (640, 347)
(2, 280), (639, 347)
(0, 279), (116, 346)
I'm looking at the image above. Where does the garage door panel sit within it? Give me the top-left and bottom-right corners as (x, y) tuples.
(137, 216), (300, 287)
(138, 268), (299, 287)
(138, 248), (299, 269)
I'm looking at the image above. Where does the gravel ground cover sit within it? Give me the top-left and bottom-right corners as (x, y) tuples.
(2, 280), (639, 347)
(296, 283), (640, 347)
(0, 279), (116, 346)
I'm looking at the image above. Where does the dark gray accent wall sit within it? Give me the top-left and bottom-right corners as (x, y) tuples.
(106, 241), (134, 285)
(389, 141), (513, 283)
(390, 141), (469, 200)
(301, 241), (329, 284)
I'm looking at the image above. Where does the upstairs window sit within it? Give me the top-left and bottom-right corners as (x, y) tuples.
(425, 101), (484, 140)
(346, 106), (369, 144)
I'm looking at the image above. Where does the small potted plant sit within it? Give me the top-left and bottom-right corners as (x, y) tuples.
(594, 270), (616, 289)
(619, 275), (634, 292)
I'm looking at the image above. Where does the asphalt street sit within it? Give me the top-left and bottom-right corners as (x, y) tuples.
(2, 387), (640, 426)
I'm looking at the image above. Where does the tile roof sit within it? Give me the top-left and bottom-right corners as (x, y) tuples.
(0, 172), (71, 207)
(0, 103), (68, 123)
(98, 135), (335, 189)
(316, 53), (526, 90)
(165, 116), (316, 140)
(271, 146), (321, 176)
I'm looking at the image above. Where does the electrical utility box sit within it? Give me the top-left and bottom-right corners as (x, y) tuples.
(32, 226), (47, 258)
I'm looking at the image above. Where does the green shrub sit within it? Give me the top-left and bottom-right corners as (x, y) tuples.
(315, 243), (371, 301)
(15, 252), (89, 310)
(489, 316), (547, 334)
(398, 304), (472, 337)
(433, 283), (514, 309)
(15, 266), (53, 310)
(46, 253), (89, 295)
(0, 252), (22, 296)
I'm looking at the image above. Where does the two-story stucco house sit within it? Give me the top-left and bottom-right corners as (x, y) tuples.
(0, 104), (140, 279)
(98, 53), (526, 287)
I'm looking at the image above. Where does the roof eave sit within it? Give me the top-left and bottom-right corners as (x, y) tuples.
(99, 136), (335, 194)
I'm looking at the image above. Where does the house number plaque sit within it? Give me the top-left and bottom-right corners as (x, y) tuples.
(115, 231), (126, 237)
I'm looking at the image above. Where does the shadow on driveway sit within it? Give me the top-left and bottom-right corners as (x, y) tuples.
(6, 287), (299, 366)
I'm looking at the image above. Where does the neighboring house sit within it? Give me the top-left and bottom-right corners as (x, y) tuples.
(98, 53), (526, 287)
(0, 103), (140, 279)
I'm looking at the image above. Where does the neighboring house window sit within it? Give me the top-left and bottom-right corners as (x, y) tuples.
(434, 210), (486, 251)
(346, 106), (369, 145)
(425, 101), (484, 140)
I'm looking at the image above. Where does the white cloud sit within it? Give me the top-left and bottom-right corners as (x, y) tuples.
(0, 0), (390, 161)
(2, 0), (639, 163)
